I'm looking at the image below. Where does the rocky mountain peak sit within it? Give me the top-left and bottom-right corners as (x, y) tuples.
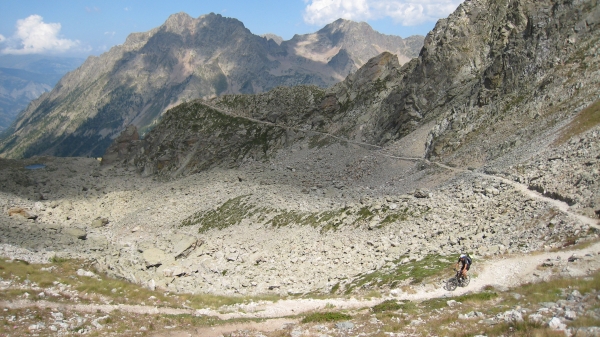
(160, 12), (195, 35)
(261, 33), (283, 45)
(321, 18), (372, 34)
(0, 14), (422, 159)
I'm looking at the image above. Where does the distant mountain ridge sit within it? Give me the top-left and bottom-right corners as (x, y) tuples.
(0, 13), (423, 158)
(111, 0), (599, 178)
(0, 55), (83, 132)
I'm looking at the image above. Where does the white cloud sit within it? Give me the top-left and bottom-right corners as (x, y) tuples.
(85, 6), (100, 13)
(0, 34), (5, 43)
(303, 0), (463, 26)
(2, 15), (79, 54)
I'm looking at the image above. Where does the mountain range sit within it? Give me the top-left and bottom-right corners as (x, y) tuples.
(0, 55), (83, 132)
(0, 13), (423, 159)
(114, 0), (600, 180)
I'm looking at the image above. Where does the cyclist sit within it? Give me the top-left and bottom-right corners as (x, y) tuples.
(455, 253), (472, 279)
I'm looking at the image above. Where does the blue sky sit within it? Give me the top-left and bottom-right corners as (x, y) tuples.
(0, 0), (463, 58)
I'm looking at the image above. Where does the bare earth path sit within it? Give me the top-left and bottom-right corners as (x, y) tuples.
(205, 101), (600, 230)
(2, 106), (598, 335)
(3, 241), (599, 336)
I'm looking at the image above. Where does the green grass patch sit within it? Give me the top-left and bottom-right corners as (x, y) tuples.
(343, 254), (454, 294)
(0, 258), (281, 310)
(301, 312), (352, 323)
(554, 99), (600, 146)
(182, 195), (255, 232)
(422, 291), (498, 310)
(267, 208), (345, 232)
(507, 269), (600, 306)
(372, 299), (407, 313)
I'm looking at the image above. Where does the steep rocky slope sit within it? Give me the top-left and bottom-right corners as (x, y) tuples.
(119, 0), (599, 184)
(0, 13), (422, 159)
(1, 125), (599, 297)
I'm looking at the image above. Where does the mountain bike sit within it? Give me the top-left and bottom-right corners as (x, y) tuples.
(446, 270), (470, 291)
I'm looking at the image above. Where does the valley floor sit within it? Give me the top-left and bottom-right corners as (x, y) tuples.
(0, 124), (598, 336)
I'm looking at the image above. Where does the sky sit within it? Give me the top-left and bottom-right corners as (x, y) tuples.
(0, 0), (464, 58)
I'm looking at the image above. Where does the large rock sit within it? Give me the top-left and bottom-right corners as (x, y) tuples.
(172, 235), (201, 259)
(91, 217), (109, 228)
(8, 207), (37, 220)
(101, 126), (140, 165)
(64, 228), (87, 240)
(143, 248), (173, 268)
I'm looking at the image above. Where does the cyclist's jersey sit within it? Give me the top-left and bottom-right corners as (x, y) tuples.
(458, 256), (472, 268)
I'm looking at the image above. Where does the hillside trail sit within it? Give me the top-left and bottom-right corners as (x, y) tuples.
(3, 103), (598, 335)
(3, 240), (600, 337)
(204, 102), (598, 228)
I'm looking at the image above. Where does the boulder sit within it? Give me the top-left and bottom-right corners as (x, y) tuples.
(548, 317), (566, 330)
(414, 189), (430, 198)
(91, 217), (109, 228)
(101, 125), (140, 165)
(8, 207), (37, 220)
(172, 236), (200, 259)
(143, 248), (172, 268)
(496, 310), (523, 323)
(528, 314), (544, 324)
(65, 228), (87, 240)
(76, 269), (97, 278)
(336, 322), (354, 330)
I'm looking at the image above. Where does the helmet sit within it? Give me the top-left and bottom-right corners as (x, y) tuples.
(460, 254), (467, 259)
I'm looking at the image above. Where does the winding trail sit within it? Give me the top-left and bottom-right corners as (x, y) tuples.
(3, 240), (600, 336)
(2, 103), (597, 335)
(205, 101), (599, 230)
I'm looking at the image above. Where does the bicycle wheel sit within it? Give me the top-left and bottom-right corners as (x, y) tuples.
(446, 277), (458, 291)
(459, 276), (470, 287)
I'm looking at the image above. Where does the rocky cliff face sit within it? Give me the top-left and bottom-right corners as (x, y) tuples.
(122, 0), (599, 182)
(0, 13), (422, 159)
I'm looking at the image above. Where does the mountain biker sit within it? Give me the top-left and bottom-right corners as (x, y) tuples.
(455, 253), (472, 279)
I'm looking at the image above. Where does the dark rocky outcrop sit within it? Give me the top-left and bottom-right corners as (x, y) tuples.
(101, 125), (140, 166)
(118, 0), (600, 179)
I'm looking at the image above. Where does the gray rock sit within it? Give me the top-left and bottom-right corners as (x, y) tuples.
(528, 314), (544, 324)
(172, 236), (199, 259)
(65, 228), (87, 240)
(497, 310), (523, 323)
(143, 248), (171, 268)
(335, 321), (354, 330)
(414, 189), (430, 198)
(8, 207), (37, 220)
(548, 317), (566, 330)
(446, 300), (461, 307)
(91, 217), (109, 228)
(76, 269), (97, 277)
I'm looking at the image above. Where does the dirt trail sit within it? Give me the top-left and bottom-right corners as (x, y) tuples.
(473, 172), (600, 229)
(145, 241), (600, 336)
(422, 160), (600, 229)
(396, 240), (600, 302)
(4, 241), (599, 320)
(148, 318), (298, 337)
